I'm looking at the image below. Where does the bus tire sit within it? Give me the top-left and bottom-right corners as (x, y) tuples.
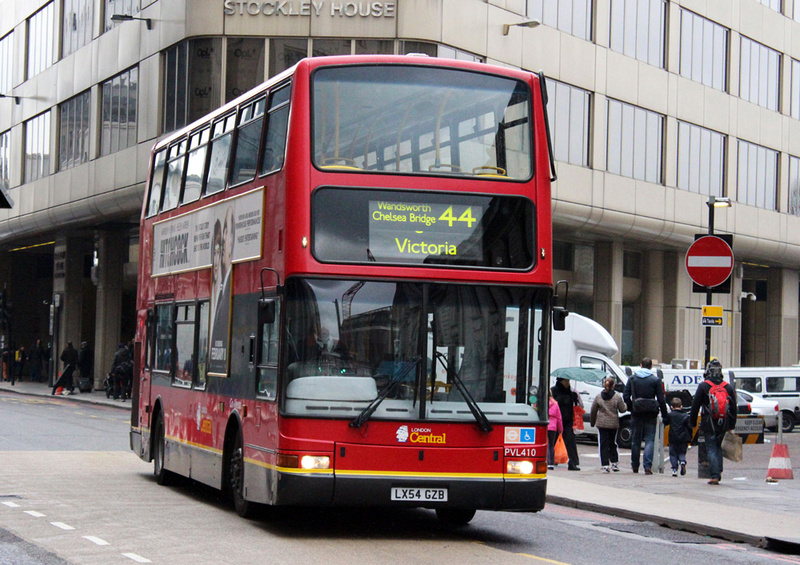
(781, 412), (795, 433)
(229, 430), (256, 518)
(153, 415), (175, 486)
(616, 418), (632, 450)
(435, 508), (476, 526)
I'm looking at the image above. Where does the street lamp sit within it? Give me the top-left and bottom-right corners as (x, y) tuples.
(110, 13), (153, 30)
(502, 19), (541, 35)
(703, 195), (732, 366)
(0, 93), (21, 105)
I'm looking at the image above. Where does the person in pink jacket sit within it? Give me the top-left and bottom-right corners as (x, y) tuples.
(548, 395), (564, 469)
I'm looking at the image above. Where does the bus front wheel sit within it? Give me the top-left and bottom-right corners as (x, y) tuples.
(435, 508), (476, 526)
(229, 431), (257, 518)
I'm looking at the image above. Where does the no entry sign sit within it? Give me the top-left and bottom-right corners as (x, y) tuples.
(685, 235), (734, 288)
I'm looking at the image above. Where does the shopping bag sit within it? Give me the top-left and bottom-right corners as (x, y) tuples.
(573, 405), (585, 430)
(721, 431), (743, 462)
(554, 435), (568, 464)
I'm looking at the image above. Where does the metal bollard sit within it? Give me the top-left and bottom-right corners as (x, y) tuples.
(655, 417), (665, 474)
(697, 434), (710, 478)
(777, 410), (783, 445)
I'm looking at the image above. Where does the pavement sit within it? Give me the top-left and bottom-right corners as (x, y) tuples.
(2, 378), (799, 552)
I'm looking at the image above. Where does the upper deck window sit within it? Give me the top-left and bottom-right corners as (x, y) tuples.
(311, 65), (532, 180)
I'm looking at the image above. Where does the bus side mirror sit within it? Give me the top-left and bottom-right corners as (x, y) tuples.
(258, 299), (276, 325)
(552, 307), (568, 332)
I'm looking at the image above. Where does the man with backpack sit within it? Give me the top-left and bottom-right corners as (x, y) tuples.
(690, 359), (738, 485)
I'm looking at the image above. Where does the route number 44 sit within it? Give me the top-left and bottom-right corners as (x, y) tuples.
(439, 206), (476, 228)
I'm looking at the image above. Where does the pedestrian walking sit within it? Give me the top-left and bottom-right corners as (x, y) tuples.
(14, 345), (26, 382)
(623, 357), (668, 474)
(664, 397), (692, 477)
(110, 342), (132, 400)
(689, 359), (737, 485)
(52, 341), (78, 395)
(547, 393), (563, 469)
(590, 376), (627, 472)
(551, 377), (582, 471)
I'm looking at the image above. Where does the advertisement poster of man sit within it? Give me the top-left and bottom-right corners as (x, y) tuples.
(208, 205), (234, 376)
(151, 189), (264, 379)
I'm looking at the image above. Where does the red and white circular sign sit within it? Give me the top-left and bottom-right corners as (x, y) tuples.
(685, 236), (734, 288)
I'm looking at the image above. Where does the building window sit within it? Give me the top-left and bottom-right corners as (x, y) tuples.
(225, 37), (265, 103)
(789, 156), (800, 216)
(0, 130), (10, 191)
(679, 9), (728, 92)
(59, 91), (90, 170)
(312, 38), (351, 57)
(62, 0), (93, 57)
(609, 0), (666, 67)
(105, 0), (140, 32)
(399, 41), (437, 57)
(355, 40), (393, 54)
(606, 99), (663, 183)
(740, 36), (780, 111)
(25, 112), (51, 182)
(27, 2), (55, 79)
(737, 140), (778, 210)
(437, 45), (484, 62)
(527, 0), (592, 40)
(758, 0), (782, 12)
(163, 38), (222, 134)
(791, 59), (800, 119)
(269, 38), (307, 78)
(101, 67), (138, 156)
(677, 121), (725, 197)
(0, 33), (12, 94)
(546, 79), (591, 167)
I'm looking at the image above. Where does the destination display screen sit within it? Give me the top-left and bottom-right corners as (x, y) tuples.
(313, 188), (534, 269)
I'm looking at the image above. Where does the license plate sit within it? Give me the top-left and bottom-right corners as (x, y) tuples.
(391, 488), (448, 502)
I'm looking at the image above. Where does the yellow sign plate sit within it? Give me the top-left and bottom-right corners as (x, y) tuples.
(702, 305), (723, 326)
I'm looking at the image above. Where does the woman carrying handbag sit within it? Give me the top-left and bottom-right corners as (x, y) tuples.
(551, 378), (582, 471)
(547, 393), (564, 469)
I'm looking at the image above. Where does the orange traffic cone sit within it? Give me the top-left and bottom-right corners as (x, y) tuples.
(766, 444), (794, 480)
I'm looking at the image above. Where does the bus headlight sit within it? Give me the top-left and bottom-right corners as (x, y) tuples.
(506, 460), (534, 475)
(300, 455), (331, 470)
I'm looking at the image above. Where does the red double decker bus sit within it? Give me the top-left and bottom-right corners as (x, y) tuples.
(130, 54), (558, 525)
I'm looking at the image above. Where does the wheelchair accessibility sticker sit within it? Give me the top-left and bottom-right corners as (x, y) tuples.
(504, 427), (536, 444)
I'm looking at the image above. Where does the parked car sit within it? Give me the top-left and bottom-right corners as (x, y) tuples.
(737, 389), (780, 430)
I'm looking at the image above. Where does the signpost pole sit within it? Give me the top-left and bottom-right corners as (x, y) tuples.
(704, 204), (714, 367)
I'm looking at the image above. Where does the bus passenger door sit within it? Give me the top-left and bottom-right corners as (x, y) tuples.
(134, 308), (154, 459)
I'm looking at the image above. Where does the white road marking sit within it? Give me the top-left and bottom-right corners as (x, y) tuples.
(83, 536), (110, 546)
(1, 501), (20, 507)
(24, 510), (45, 517)
(51, 521), (76, 530)
(122, 553), (152, 563)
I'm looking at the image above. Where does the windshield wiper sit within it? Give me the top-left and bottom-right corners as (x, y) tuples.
(435, 352), (493, 433)
(350, 357), (421, 429)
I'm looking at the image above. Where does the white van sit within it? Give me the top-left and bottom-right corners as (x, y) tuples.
(728, 367), (800, 432)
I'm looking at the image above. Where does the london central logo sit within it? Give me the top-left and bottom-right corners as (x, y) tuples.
(395, 425), (447, 444)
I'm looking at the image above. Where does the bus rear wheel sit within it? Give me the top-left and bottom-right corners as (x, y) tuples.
(229, 431), (256, 518)
(153, 415), (174, 486)
(435, 508), (476, 526)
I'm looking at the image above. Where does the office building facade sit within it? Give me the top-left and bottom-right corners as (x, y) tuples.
(1, 0), (798, 384)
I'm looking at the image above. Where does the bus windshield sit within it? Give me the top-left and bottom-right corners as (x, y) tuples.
(282, 278), (548, 424)
(312, 65), (532, 179)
